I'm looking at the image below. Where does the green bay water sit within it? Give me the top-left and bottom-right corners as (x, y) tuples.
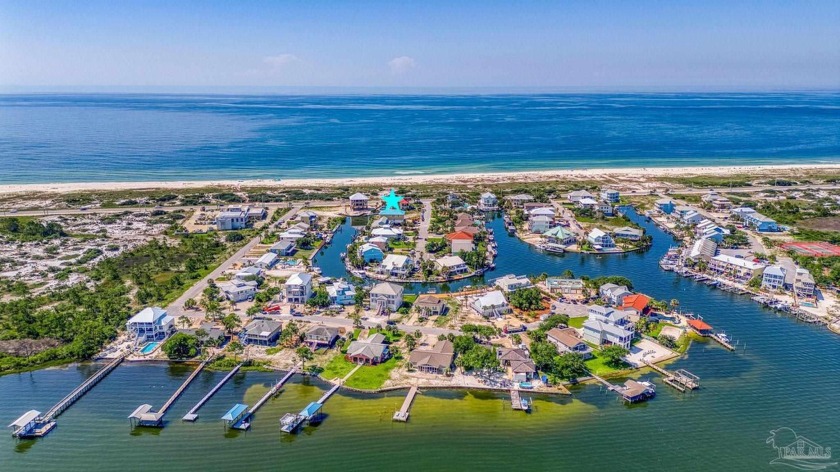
(2, 211), (840, 471)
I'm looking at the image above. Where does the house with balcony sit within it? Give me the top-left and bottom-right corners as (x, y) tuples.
(568, 190), (594, 203)
(304, 325), (340, 348)
(478, 192), (498, 211)
(542, 226), (576, 245)
(547, 327), (592, 359)
(655, 198), (675, 214)
(587, 228), (615, 249)
(378, 254), (413, 277)
(762, 265), (787, 291)
(326, 280), (357, 305)
(435, 255), (469, 275)
(218, 280), (258, 303)
(369, 282), (404, 312)
(284, 272), (313, 304)
(709, 254), (766, 283)
(126, 307), (175, 342)
(346, 333), (390, 365)
(240, 319), (282, 346)
(600, 283), (632, 306)
(794, 268), (816, 298)
(545, 278), (585, 298)
(493, 274), (533, 293)
(582, 306), (634, 349)
(600, 189), (620, 203)
(471, 290), (511, 318)
(349, 193), (369, 211)
(358, 243), (384, 263)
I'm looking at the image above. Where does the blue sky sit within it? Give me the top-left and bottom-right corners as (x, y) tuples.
(1, 0), (838, 90)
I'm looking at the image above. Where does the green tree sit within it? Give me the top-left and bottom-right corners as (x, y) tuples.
(184, 298), (197, 310)
(227, 341), (244, 361)
(295, 346), (314, 369)
(455, 345), (499, 371)
(507, 287), (544, 311)
(600, 345), (630, 368)
(307, 287), (331, 307)
(553, 352), (587, 380)
(221, 313), (240, 333)
(161, 333), (200, 359)
(404, 333), (417, 351)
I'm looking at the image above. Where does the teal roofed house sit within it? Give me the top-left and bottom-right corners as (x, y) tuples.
(542, 226), (576, 245)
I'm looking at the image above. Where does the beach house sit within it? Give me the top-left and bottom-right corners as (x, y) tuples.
(358, 243), (385, 263)
(346, 333), (390, 365)
(505, 194), (534, 208)
(215, 207), (249, 231)
(762, 265), (787, 291)
(369, 282), (404, 312)
(378, 254), (413, 277)
(568, 190), (594, 203)
(613, 226), (644, 241)
(371, 226), (404, 240)
(240, 319), (282, 346)
(326, 280), (357, 305)
(600, 283), (632, 306)
(577, 197), (599, 210)
(478, 192), (498, 211)
(472, 290), (511, 318)
(493, 274), (533, 292)
(545, 278), (585, 298)
(619, 293), (651, 316)
(547, 327), (592, 359)
(497, 348), (537, 382)
(255, 252), (279, 269)
(126, 307), (175, 342)
(218, 280), (258, 303)
(542, 226), (576, 245)
(681, 210), (704, 225)
(582, 306), (634, 349)
(709, 254), (766, 283)
(587, 228), (615, 249)
(349, 193), (369, 211)
(269, 240), (296, 256)
(445, 231), (475, 254)
(435, 255), (469, 275)
(794, 268), (816, 298)
(528, 214), (553, 234)
(414, 294), (446, 317)
(655, 198), (675, 214)
(284, 272), (313, 304)
(408, 340), (455, 374)
(732, 207), (779, 232)
(600, 189), (620, 203)
(688, 238), (718, 262)
(304, 325), (340, 348)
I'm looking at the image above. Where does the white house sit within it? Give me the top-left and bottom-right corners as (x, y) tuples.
(126, 307), (175, 342)
(371, 226), (404, 240)
(709, 254), (766, 282)
(794, 268), (816, 298)
(528, 207), (556, 218)
(216, 207), (248, 231)
(506, 194), (533, 207)
(471, 290), (511, 318)
(688, 238), (718, 261)
(369, 282), (404, 312)
(349, 193), (369, 211)
(378, 254), (413, 277)
(528, 214), (553, 234)
(255, 252), (279, 269)
(682, 210), (704, 225)
(600, 189), (620, 203)
(599, 283), (632, 306)
(583, 311), (634, 349)
(493, 274), (533, 293)
(542, 226), (576, 245)
(478, 192), (498, 211)
(568, 190), (594, 202)
(435, 255), (469, 275)
(762, 265), (787, 291)
(234, 266), (262, 281)
(284, 272), (313, 304)
(587, 228), (615, 249)
(577, 197), (599, 210)
(219, 280), (258, 303)
(613, 226), (643, 241)
(598, 201), (614, 216)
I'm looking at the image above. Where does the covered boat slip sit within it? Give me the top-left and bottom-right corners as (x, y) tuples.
(222, 403), (250, 430)
(280, 402), (323, 434)
(128, 404), (164, 427)
(8, 410), (55, 439)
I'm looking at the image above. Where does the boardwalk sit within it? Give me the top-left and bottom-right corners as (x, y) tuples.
(392, 386), (418, 422)
(183, 363), (242, 421)
(231, 368), (297, 430)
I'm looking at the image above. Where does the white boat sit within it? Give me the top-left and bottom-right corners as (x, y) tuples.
(538, 243), (565, 254)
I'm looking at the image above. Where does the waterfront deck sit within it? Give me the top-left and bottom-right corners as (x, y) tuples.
(590, 373), (656, 403)
(510, 388), (531, 411)
(183, 362), (243, 421)
(11, 353), (125, 438)
(644, 362), (700, 392)
(392, 386), (418, 422)
(281, 381), (340, 434)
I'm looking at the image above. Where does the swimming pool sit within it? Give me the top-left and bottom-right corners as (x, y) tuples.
(139, 342), (160, 355)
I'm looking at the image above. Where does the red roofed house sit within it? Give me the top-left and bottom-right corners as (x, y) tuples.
(687, 319), (713, 336)
(620, 294), (651, 316)
(445, 231), (475, 254)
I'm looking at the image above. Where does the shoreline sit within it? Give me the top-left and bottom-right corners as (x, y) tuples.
(2, 163), (840, 195)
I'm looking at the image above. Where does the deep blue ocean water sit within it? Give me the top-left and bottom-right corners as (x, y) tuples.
(0, 92), (838, 184)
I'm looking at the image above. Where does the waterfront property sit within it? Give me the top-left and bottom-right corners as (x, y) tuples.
(219, 279), (258, 302)
(414, 294), (446, 317)
(601, 189), (620, 203)
(349, 193), (369, 211)
(655, 198), (676, 214)
(587, 228), (615, 250)
(408, 340), (455, 374)
(762, 265), (787, 291)
(600, 283), (632, 306)
(284, 272), (313, 304)
(478, 192), (498, 211)
(497, 348), (537, 382)
(435, 255), (469, 275)
(269, 240), (296, 256)
(794, 268), (816, 299)
(446, 231), (475, 253)
(528, 214), (553, 234)
(582, 306), (634, 349)
(126, 307), (175, 342)
(688, 238), (718, 261)
(358, 243), (385, 263)
(613, 226), (644, 241)
(305, 325), (340, 348)
(326, 280), (356, 305)
(709, 254), (766, 283)
(545, 277), (585, 298)
(240, 319), (282, 346)
(547, 327), (593, 359)
(346, 333), (390, 365)
(369, 282), (404, 312)
(493, 274), (533, 293)
(619, 293), (651, 316)
(378, 254), (413, 277)
(542, 226), (576, 245)
(472, 290), (512, 318)
(255, 252), (279, 269)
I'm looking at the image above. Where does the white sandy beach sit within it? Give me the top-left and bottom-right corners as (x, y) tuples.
(1, 163), (838, 194)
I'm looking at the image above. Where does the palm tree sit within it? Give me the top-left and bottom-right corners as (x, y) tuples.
(295, 346), (314, 370)
(178, 315), (191, 328)
(404, 333), (417, 352)
(184, 298), (197, 310)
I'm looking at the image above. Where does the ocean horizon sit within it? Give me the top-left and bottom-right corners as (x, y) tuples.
(1, 92), (838, 184)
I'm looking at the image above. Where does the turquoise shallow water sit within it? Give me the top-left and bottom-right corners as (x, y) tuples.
(3, 209), (840, 471)
(0, 92), (838, 183)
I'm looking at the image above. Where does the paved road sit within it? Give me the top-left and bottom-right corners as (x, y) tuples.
(277, 313), (461, 337)
(414, 199), (434, 258)
(167, 204), (303, 318)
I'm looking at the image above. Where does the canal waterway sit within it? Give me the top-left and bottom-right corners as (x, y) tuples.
(2, 209), (839, 470)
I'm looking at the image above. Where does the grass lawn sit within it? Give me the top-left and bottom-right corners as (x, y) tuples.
(343, 357), (399, 390)
(319, 354), (356, 380)
(584, 351), (630, 377)
(567, 316), (587, 329)
(368, 327), (403, 342)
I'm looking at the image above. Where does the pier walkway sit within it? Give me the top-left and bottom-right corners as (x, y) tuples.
(10, 353), (125, 438)
(183, 363), (242, 421)
(644, 362), (700, 392)
(392, 386), (418, 422)
(231, 368), (297, 430)
(130, 355), (215, 428)
(589, 372), (656, 403)
(159, 356), (215, 415)
(710, 333), (735, 351)
(280, 377), (342, 434)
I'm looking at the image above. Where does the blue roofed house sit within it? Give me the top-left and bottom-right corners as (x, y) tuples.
(126, 307), (175, 342)
(358, 243), (384, 263)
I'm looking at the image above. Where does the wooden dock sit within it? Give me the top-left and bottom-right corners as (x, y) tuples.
(710, 333), (735, 351)
(183, 363), (242, 421)
(644, 362), (700, 392)
(510, 388), (531, 411)
(317, 383), (341, 404)
(281, 380), (340, 434)
(392, 386), (418, 422)
(158, 356), (215, 415)
(589, 372), (656, 403)
(232, 368), (297, 430)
